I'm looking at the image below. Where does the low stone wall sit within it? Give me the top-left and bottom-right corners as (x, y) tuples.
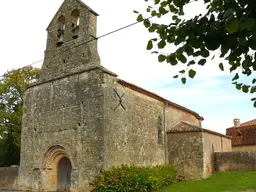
(0, 167), (19, 190)
(215, 152), (256, 172)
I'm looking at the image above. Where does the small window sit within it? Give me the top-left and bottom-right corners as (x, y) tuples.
(71, 9), (80, 39)
(157, 116), (162, 144)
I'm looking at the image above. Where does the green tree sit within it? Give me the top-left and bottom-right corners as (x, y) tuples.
(0, 66), (40, 166)
(136, 0), (256, 106)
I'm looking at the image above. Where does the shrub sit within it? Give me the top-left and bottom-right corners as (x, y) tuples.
(90, 164), (177, 192)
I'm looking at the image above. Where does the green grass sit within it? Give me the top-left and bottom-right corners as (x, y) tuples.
(160, 172), (256, 192)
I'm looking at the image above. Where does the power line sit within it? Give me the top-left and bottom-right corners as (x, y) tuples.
(0, 0), (198, 79)
(0, 17), (151, 79)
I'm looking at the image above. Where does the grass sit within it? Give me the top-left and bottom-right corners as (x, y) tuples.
(160, 172), (256, 192)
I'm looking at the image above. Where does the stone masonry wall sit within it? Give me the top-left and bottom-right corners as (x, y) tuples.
(232, 145), (256, 152)
(19, 69), (105, 192)
(0, 167), (19, 190)
(167, 132), (204, 180)
(202, 133), (232, 178)
(102, 75), (166, 168)
(215, 152), (256, 172)
(102, 74), (202, 169)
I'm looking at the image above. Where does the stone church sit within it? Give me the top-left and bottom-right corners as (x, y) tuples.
(17, 0), (205, 191)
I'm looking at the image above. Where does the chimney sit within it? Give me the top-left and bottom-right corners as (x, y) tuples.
(234, 118), (240, 127)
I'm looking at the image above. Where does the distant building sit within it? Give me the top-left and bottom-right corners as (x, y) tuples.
(226, 118), (256, 151)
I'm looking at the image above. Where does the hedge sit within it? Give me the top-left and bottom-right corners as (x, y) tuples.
(90, 164), (177, 192)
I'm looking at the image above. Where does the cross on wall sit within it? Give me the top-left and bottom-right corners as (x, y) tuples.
(113, 88), (126, 111)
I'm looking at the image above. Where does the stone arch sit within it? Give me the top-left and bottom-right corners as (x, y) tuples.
(71, 9), (80, 39)
(42, 145), (73, 191)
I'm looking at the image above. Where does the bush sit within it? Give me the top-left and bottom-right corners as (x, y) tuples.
(90, 164), (177, 192)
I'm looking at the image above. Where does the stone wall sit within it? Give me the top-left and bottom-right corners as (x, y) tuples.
(19, 69), (106, 192)
(232, 145), (256, 152)
(102, 75), (202, 169)
(215, 152), (256, 172)
(0, 167), (18, 190)
(202, 133), (232, 178)
(167, 132), (204, 180)
(167, 122), (232, 181)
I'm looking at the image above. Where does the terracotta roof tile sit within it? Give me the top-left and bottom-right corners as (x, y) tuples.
(167, 121), (230, 139)
(226, 124), (256, 146)
(240, 118), (256, 126)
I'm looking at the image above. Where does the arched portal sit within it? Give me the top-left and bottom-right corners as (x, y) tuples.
(43, 145), (72, 192)
(57, 157), (72, 191)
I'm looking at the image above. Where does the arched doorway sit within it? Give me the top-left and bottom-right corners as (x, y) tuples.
(43, 145), (73, 192)
(57, 157), (72, 191)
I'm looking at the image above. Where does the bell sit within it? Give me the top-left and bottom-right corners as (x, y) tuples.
(56, 34), (64, 46)
(72, 26), (79, 39)
(56, 29), (64, 46)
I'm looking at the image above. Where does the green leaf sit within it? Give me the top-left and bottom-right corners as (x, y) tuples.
(181, 77), (186, 84)
(169, 54), (178, 65)
(219, 63), (224, 71)
(240, 17), (255, 31)
(137, 14), (144, 22)
(177, 54), (187, 63)
(158, 54), (166, 62)
(188, 60), (195, 66)
(188, 69), (196, 79)
(236, 83), (242, 90)
(158, 40), (166, 49)
(154, 0), (160, 4)
(198, 59), (207, 66)
(173, 75), (179, 78)
(147, 40), (153, 50)
(200, 49), (210, 58)
(143, 19), (151, 28)
(251, 98), (256, 101)
(133, 10), (139, 14)
(148, 23), (158, 33)
(254, 101), (256, 108)
(232, 73), (239, 81)
(242, 85), (249, 93)
(225, 19), (239, 33)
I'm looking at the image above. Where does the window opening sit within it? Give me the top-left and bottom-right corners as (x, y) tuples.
(71, 9), (80, 39)
(157, 116), (162, 144)
(57, 15), (65, 46)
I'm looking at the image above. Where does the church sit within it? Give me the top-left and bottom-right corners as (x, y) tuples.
(16, 0), (211, 191)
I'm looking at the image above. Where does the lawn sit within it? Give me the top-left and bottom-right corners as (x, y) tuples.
(160, 172), (256, 192)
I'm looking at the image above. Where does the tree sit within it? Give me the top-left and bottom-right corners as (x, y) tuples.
(0, 66), (40, 166)
(136, 0), (256, 106)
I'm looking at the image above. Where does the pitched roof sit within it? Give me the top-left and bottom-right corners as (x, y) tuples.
(47, 0), (98, 30)
(167, 121), (203, 132)
(226, 124), (256, 146)
(226, 118), (256, 130)
(117, 79), (204, 121)
(167, 121), (230, 139)
(240, 118), (256, 126)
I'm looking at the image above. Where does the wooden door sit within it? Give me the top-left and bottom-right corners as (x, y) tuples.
(57, 157), (72, 191)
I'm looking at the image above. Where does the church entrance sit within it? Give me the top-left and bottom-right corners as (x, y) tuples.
(57, 157), (72, 192)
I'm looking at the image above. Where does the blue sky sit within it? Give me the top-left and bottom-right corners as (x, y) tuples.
(0, 0), (255, 134)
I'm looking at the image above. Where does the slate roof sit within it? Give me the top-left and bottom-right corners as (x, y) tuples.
(167, 121), (230, 139)
(117, 79), (204, 121)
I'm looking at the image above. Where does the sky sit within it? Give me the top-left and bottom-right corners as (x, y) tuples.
(0, 0), (255, 134)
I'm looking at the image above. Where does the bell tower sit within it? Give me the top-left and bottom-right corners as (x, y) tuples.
(39, 0), (100, 82)
(19, 1), (113, 191)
